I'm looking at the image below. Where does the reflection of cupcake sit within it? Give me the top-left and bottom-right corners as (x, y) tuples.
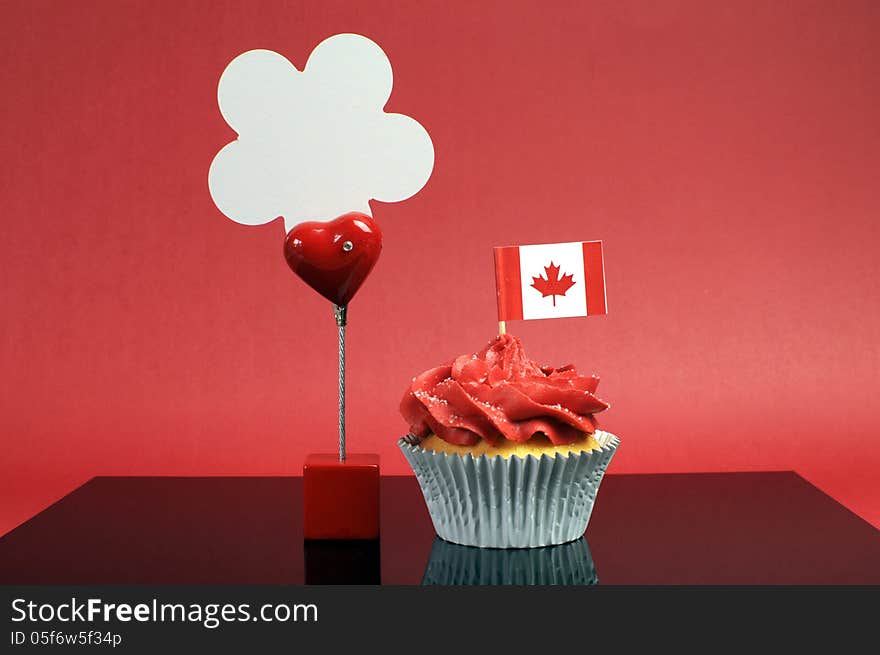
(422, 536), (598, 585)
(399, 334), (619, 548)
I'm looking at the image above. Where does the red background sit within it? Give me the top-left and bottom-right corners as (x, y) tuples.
(2, 0), (878, 536)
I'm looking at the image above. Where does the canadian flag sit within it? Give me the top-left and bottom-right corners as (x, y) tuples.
(494, 241), (607, 321)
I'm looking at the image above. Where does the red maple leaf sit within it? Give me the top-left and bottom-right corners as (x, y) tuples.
(531, 261), (576, 307)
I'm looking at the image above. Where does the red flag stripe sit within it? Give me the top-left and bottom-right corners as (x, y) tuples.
(582, 240), (607, 315)
(493, 246), (523, 320)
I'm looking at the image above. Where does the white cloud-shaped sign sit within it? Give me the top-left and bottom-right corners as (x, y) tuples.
(208, 33), (435, 233)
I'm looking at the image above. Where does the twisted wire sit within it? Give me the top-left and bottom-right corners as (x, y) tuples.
(335, 305), (347, 462)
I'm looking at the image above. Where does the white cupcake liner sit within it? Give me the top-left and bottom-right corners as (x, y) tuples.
(398, 430), (620, 548)
(421, 536), (598, 585)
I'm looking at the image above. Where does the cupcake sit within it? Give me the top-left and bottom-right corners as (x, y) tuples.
(398, 333), (619, 548)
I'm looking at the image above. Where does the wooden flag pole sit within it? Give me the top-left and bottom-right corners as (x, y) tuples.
(498, 321), (506, 336)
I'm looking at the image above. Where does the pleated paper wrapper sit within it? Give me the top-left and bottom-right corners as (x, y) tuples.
(398, 430), (620, 548)
(422, 536), (598, 585)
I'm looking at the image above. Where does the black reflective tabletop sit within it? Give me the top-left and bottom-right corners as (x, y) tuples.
(1, 473), (878, 584)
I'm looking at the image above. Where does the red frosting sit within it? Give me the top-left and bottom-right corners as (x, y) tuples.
(400, 334), (610, 446)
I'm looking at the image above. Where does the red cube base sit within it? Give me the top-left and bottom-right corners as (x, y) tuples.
(303, 454), (380, 540)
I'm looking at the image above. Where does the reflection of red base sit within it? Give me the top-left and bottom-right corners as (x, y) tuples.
(303, 454), (380, 540)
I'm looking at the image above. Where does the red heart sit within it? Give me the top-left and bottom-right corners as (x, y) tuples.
(283, 212), (383, 307)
